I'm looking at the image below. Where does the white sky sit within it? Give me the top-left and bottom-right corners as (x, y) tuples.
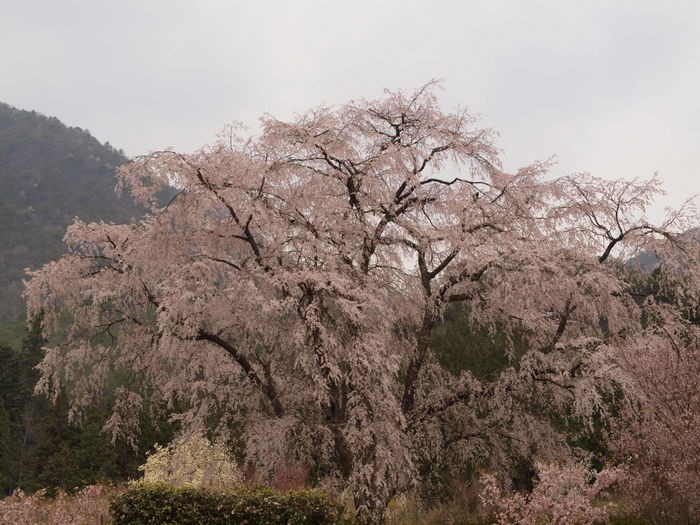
(2, 0), (699, 219)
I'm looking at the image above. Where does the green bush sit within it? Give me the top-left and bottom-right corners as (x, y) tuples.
(110, 482), (343, 525)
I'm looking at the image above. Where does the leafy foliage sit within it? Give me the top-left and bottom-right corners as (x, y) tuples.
(431, 304), (525, 380)
(110, 482), (343, 525)
(0, 319), (174, 495)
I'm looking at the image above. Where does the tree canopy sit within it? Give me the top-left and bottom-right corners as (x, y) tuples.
(25, 83), (700, 522)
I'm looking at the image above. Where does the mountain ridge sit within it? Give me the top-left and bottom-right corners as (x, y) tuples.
(0, 102), (146, 320)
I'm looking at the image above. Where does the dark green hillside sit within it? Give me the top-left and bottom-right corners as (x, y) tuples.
(0, 105), (177, 495)
(0, 318), (175, 495)
(0, 103), (145, 320)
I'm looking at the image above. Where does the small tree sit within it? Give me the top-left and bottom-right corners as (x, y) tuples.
(25, 83), (697, 522)
(139, 431), (241, 490)
(480, 462), (622, 525)
(608, 296), (700, 522)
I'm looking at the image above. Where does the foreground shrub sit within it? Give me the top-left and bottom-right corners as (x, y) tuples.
(0, 484), (124, 525)
(480, 463), (621, 525)
(139, 431), (241, 490)
(606, 310), (700, 525)
(110, 482), (343, 525)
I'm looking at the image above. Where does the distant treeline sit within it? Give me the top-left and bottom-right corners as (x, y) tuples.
(0, 318), (177, 495)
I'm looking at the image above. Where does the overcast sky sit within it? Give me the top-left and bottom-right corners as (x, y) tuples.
(2, 0), (699, 218)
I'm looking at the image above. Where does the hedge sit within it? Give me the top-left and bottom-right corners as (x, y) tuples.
(110, 482), (344, 525)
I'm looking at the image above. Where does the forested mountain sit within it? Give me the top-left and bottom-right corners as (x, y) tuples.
(0, 104), (176, 495)
(0, 102), (145, 320)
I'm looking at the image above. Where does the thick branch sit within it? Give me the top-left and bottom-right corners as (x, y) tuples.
(196, 330), (285, 417)
(598, 234), (624, 263)
(441, 262), (491, 303)
(408, 382), (508, 431)
(541, 299), (577, 352)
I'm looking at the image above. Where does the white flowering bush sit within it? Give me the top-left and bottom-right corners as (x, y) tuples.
(139, 431), (241, 491)
(480, 462), (622, 525)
